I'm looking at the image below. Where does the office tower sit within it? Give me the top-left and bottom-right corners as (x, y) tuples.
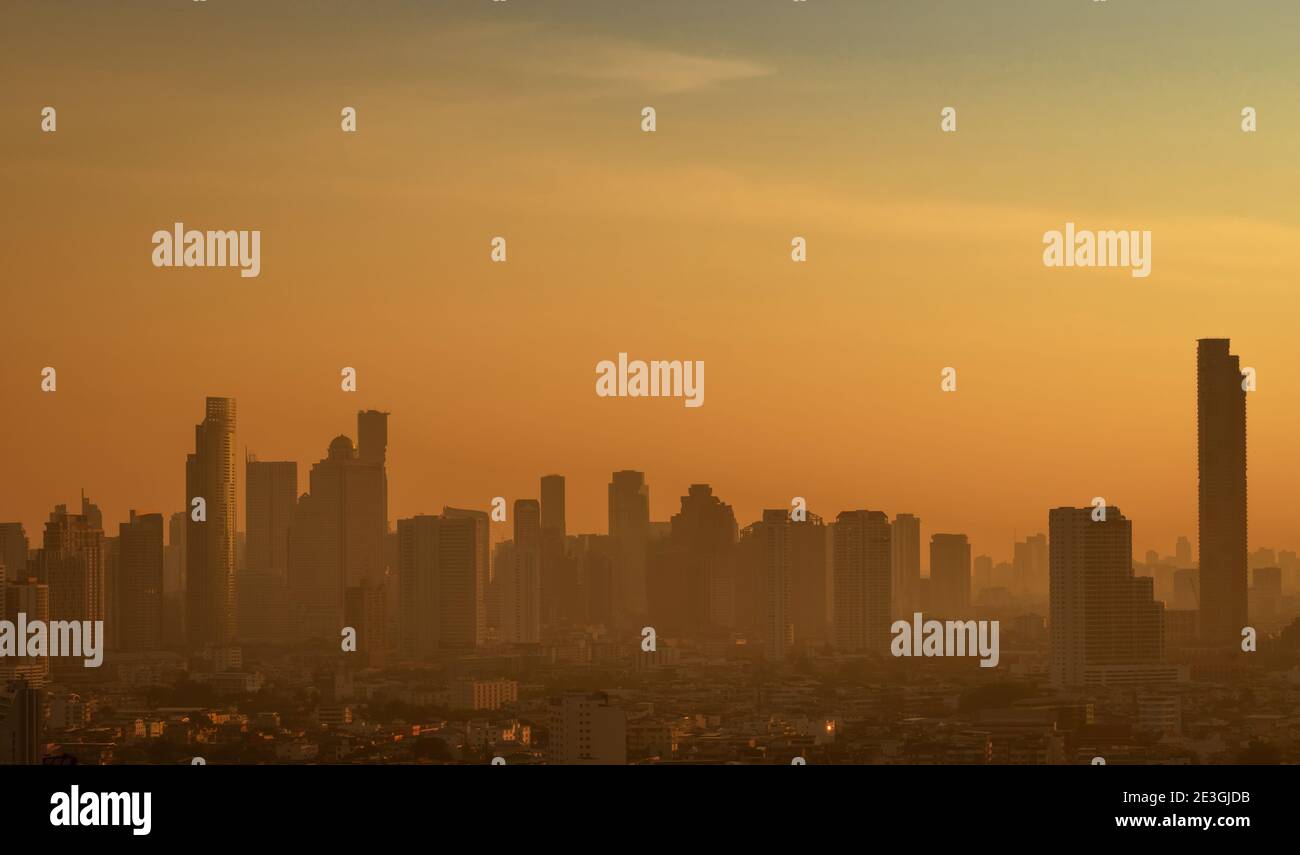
(117, 511), (164, 652)
(40, 502), (106, 628)
(163, 511), (186, 648)
(573, 535), (614, 625)
(246, 456), (296, 575)
(890, 514), (921, 619)
(790, 513), (829, 643)
(608, 470), (650, 621)
(500, 500), (541, 644)
(759, 510), (793, 661)
(1197, 338), (1248, 647)
(443, 507), (489, 644)
(0, 680), (44, 765)
(288, 412), (388, 640)
(1013, 533), (1048, 600)
(539, 475), (575, 625)
(546, 692), (627, 765)
(186, 396), (238, 649)
(1049, 506), (1167, 687)
(832, 510), (891, 654)
(0, 524), (27, 590)
(398, 514), (479, 656)
(662, 485), (737, 634)
(930, 534), (972, 615)
(540, 475), (566, 538)
(973, 554), (993, 595)
(489, 539), (513, 631)
(1174, 536), (1192, 568)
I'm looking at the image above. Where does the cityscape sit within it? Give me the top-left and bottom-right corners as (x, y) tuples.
(2, 337), (1297, 766)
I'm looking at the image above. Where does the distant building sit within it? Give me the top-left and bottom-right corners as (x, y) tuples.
(832, 511), (891, 654)
(186, 397), (238, 649)
(547, 692), (626, 765)
(117, 511), (164, 652)
(930, 533), (971, 615)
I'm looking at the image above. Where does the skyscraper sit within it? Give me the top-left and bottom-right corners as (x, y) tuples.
(608, 470), (650, 621)
(500, 500), (541, 644)
(1049, 506), (1168, 687)
(759, 509), (793, 661)
(185, 396), (237, 649)
(1013, 533), (1048, 600)
(443, 506), (489, 644)
(0, 679), (43, 765)
(288, 412), (388, 640)
(539, 475), (573, 625)
(1197, 338), (1248, 648)
(832, 510), (891, 654)
(117, 511), (164, 652)
(540, 474), (566, 538)
(40, 501), (106, 630)
(663, 485), (737, 634)
(930, 533), (971, 615)
(399, 514), (480, 657)
(245, 456), (296, 575)
(890, 514), (920, 619)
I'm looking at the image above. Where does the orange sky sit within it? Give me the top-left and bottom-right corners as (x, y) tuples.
(3, 1), (1300, 565)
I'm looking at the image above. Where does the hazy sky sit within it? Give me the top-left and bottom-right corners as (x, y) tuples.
(4, 1), (1300, 566)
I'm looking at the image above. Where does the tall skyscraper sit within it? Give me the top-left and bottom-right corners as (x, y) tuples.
(832, 510), (891, 654)
(608, 470), (650, 621)
(0, 524), (27, 591)
(1197, 338), (1248, 648)
(663, 485), (737, 634)
(0, 679), (43, 765)
(398, 514), (480, 657)
(40, 501), (106, 629)
(1174, 535), (1192, 569)
(539, 475), (573, 625)
(789, 513), (829, 643)
(759, 510), (793, 661)
(443, 506), (489, 643)
(500, 500), (541, 644)
(890, 514), (921, 619)
(930, 534), (971, 615)
(1049, 506), (1168, 687)
(117, 511), (164, 652)
(245, 456), (296, 575)
(3, 579), (50, 685)
(288, 412), (388, 640)
(185, 396), (237, 649)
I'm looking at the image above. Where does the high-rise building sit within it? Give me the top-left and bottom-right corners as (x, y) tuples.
(759, 510), (793, 661)
(117, 511), (164, 652)
(540, 475), (566, 538)
(40, 501), (106, 629)
(930, 534), (972, 615)
(500, 500), (541, 644)
(832, 510), (891, 654)
(1013, 533), (1048, 600)
(442, 507), (489, 644)
(662, 485), (737, 635)
(245, 456), (296, 575)
(185, 396), (237, 648)
(789, 513), (829, 643)
(1197, 338), (1248, 647)
(546, 692), (627, 765)
(0, 679), (43, 765)
(1174, 535), (1192, 568)
(0, 524), (27, 592)
(1049, 506), (1168, 687)
(973, 554), (993, 595)
(398, 513), (480, 656)
(288, 412), (388, 640)
(3, 579), (50, 685)
(344, 578), (387, 668)
(890, 514), (920, 619)
(539, 475), (574, 625)
(608, 470), (649, 621)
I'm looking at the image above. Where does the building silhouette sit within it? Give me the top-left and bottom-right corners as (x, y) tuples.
(288, 412), (388, 640)
(608, 470), (650, 622)
(501, 500), (541, 644)
(442, 506), (489, 644)
(117, 510), (163, 652)
(0, 679), (43, 765)
(1049, 506), (1169, 687)
(1197, 338), (1248, 647)
(185, 397), (237, 649)
(832, 510), (891, 654)
(890, 514), (920, 620)
(245, 456), (296, 575)
(397, 513), (480, 655)
(930, 533), (971, 615)
(546, 691), (627, 764)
